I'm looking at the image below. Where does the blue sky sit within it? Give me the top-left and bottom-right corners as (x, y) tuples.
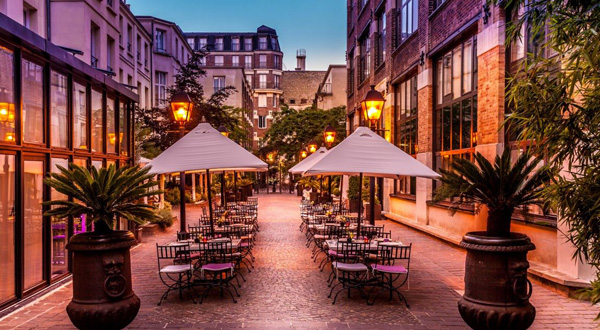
(128, 0), (347, 71)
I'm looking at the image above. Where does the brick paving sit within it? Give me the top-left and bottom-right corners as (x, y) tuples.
(0, 194), (598, 329)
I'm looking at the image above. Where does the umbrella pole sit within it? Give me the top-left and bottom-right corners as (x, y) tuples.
(179, 171), (186, 233)
(221, 171), (226, 207)
(339, 175), (343, 213)
(234, 171), (237, 202)
(357, 173), (363, 238)
(328, 175), (332, 202)
(206, 169), (214, 236)
(370, 176), (375, 225)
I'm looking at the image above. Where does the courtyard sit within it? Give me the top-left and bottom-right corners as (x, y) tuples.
(0, 194), (597, 330)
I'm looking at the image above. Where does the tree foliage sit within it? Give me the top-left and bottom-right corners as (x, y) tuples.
(497, 0), (600, 311)
(135, 50), (243, 155)
(262, 105), (347, 162)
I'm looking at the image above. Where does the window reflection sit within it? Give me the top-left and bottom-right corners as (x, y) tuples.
(51, 71), (68, 148)
(107, 96), (116, 153)
(0, 47), (15, 144)
(91, 89), (103, 153)
(73, 82), (87, 149)
(50, 158), (69, 277)
(22, 60), (44, 144)
(24, 160), (44, 289)
(0, 154), (15, 303)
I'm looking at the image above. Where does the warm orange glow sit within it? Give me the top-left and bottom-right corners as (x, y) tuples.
(108, 132), (123, 145)
(414, 144), (419, 154)
(300, 150), (307, 159)
(323, 125), (336, 147)
(472, 132), (478, 146)
(170, 92), (193, 125)
(308, 143), (317, 153)
(267, 153), (275, 162)
(361, 85), (385, 128)
(5, 132), (14, 142)
(0, 102), (15, 123)
(173, 105), (190, 123)
(218, 125), (229, 137)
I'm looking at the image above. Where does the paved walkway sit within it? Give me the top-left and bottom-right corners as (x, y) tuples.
(0, 194), (598, 329)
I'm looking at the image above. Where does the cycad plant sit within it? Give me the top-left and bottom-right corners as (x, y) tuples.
(43, 164), (160, 234)
(434, 148), (551, 237)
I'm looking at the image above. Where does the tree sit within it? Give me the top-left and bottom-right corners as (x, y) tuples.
(262, 105), (347, 162)
(135, 49), (244, 156)
(498, 0), (600, 312)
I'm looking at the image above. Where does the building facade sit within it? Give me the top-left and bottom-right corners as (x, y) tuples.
(185, 25), (283, 149)
(315, 64), (347, 110)
(49, 0), (152, 109)
(0, 11), (137, 308)
(346, 0), (594, 288)
(136, 16), (193, 109)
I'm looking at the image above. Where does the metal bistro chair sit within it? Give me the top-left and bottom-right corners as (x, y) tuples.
(360, 226), (385, 239)
(368, 243), (412, 307)
(197, 241), (240, 303)
(156, 243), (196, 305)
(328, 241), (369, 304)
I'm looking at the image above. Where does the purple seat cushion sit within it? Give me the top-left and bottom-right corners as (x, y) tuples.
(371, 264), (407, 274)
(328, 249), (338, 256)
(202, 262), (234, 272)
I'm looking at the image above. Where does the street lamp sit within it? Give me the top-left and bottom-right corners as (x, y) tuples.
(170, 91), (193, 233)
(361, 85), (385, 130)
(217, 125), (229, 137)
(308, 141), (318, 153)
(323, 125), (336, 148)
(300, 149), (308, 159)
(361, 85), (385, 225)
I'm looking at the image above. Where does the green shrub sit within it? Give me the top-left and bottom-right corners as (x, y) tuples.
(150, 208), (175, 229)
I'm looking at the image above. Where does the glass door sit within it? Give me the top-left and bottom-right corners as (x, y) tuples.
(23, 158), (45, 290)
(0, 153), (15, 303)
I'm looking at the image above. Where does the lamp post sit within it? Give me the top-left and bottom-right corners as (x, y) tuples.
(171, 91), (193, 233)
(217, 124), (229, 137)
(308, 141), (318, 154)
(323, 125), (337, 202)
(300, 149), (308, 159)
(361, 85), (385, 225)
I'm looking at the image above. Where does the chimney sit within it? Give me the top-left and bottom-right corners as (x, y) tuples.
(295, 49), (306, 71)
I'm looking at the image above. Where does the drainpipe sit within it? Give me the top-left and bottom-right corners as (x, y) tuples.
(46, 0), (51, 41)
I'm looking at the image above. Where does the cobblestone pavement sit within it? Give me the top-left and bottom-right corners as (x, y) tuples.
(0, 194), (598, 329)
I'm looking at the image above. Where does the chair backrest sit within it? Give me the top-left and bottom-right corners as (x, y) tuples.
(327, 224), (348, 239)
(361, 226), (385, 239)
(156, 243), (191, 268)
(188, 226), (203, 240)
(199, 240), (233, 263)
(198, 215), (211, 226)
(337, 241), (367, 263)
(377, 243), (412, 270)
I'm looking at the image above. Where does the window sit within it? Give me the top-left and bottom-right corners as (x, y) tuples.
(90, 24), (99, 68)
(107, 36), (114, 71)
(259, 74), (267, 89)
(232, 55), (239, 67)
(398, 0), (418, 43)
(259, 36), (267, 50)
(245, 55), (252, 68)
(246, 74), (253, 87)
(358, 0), (368, 11)
(198, 37), (207, 49)
(258, 115), (267, 128)
(289, 99), (296, 105)
(155, 71), (167, 106)
(126, 24), (132, 54)
(22, 59), (44, 144)
(271, 36), (278, 50)
(433, 0), (446, 10)
(395, 75), (418, 195)
(232, 38), (239, 51)
(155, 29), (165, 52)
(91, 89), (103, 153)
(376, 11), (386, 67)
(24, 159), (44, 289)
(0, 46), (15, 144)
(434, 37), (478, 173)
(50, 157), (69, 277)
(214, 55), (224, 66)
(73, 82), (87, 149)
(348, 50), (355, 94)
(119, 101), (128, 155)
(359, 35), (371, 82)
(274, 75), (280, 89)
(106, 96), (116, 153)
(50, 71), (68, 148)
(274, 55), (281, 69)
(245, 37), (253, 50)
(213, 76), (225, 93)
(215, 37), (224, 51)
(273, 94), (278, 107)
(259, 54), (267, 68)
(187, 37), (194, 48)
(258, 94), (267, 107)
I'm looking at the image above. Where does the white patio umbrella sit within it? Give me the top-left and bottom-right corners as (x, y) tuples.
(303, 126), (440, 235)
(147, 123), (268, 234)
(289, 147), (328, 174)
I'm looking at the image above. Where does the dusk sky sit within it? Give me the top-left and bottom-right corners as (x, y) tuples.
(128, 0), (347, 71)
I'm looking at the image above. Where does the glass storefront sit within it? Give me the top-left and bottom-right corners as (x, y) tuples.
(0, 32), (135, 308)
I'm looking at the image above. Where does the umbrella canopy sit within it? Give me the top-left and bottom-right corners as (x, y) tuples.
(147, 123), (267, 174)
(289, 147), (329, 174)
(303, 127), (440, 179)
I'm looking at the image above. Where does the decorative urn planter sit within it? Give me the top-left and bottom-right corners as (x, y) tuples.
(458, 232), (536, 330)
(66, 230), (140, 330)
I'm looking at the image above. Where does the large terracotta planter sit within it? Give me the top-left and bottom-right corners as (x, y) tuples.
(458, 232), (536, 330)
(349, 199), (360, 213)
(66, 230), (140, 330)
(365, 203), (382, 220)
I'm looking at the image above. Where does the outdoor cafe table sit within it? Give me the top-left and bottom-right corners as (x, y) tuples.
(169, 238), (242, 250)
(309, 223), (373, 233)
(325, 238), (404, 252)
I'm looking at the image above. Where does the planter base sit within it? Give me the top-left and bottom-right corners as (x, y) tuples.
(459, 232), (536, 330)
(67, 293), (140, 330)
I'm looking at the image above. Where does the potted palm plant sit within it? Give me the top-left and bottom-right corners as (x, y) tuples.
(434, 149), (550, 330)
(44, 164), (159, 330)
